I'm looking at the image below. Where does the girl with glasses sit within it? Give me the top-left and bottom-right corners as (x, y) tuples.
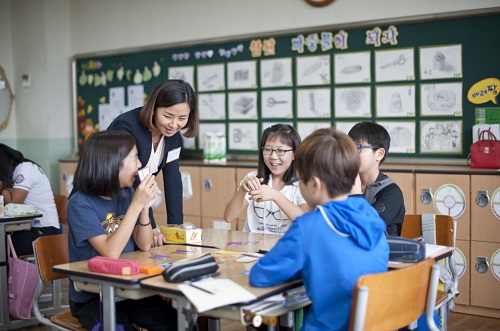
(224, 124), (310, 234)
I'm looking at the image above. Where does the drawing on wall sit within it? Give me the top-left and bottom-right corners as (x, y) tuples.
(168, 66), (195, 89)
(375, 48), (415, 82)
(228, 92), (257, 119)
(296, 55), (331, 86)
(420, 82), (463, 116)
(197, 64), (225, 92)
(297, 88), (331, 118)
(334, 121), (358, 135)
(420, 120), (462, 153)
(261, 121), (294, 136)
(229, 122), (258, 150)
(260, 58), (293, 87)
(198, 123), (226, 151)
(377, 121), (416, 153)
(198, 93), (226, 120)
(227, 60), (257, 89)
(334, 51), (371, 84)
(334, 86), (371, 118)
(297, 121), (331, 140)
(181, 128), (196, 149)
(420, 44), (462, 80)
(375, 85), (416, 117)
(261, 90), (293, 118)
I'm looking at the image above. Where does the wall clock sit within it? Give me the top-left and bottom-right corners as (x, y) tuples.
(304, 0), (335, 7)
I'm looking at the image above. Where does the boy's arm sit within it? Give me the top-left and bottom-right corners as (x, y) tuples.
(249, 221), (303, 286)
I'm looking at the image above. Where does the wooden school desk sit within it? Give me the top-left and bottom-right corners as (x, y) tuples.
(0, 213), (41, 330)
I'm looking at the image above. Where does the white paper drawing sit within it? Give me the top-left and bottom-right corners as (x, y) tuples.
(334, 51), (371, 84)
(375, 85), (416, 117)
(377, 121), (416, 153)
(334, 87), (371, 118)
(297, 121), (331, 140)
(199, 123), (226, 151)
(261, 90), (293, 118)
(297, 88), (331, 118)
(375, 48), (415, 82)
(227, 61), (257, 89)
(127, 85), (144, 109)
(197, 64), (225, 92)
(420, 83), (463, 116)
(168, 66), (195, 89)
(420, 44), (462, 80)
(229, 122), (259, 150)
(198, 93), (226, 120)
(296, 55), (331, 86)
(334, 121), (358, 135)
(261, 121), (294, 137)
(228, 92), (258, 119)
(420, 120), (462, 154)
(109, 87), (125, 109)
(260, 58), (293, 87)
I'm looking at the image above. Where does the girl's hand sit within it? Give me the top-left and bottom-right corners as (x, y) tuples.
(241, 176), (264, 192)
(249, 184), (274, 202)
(134, 174), (158, 208)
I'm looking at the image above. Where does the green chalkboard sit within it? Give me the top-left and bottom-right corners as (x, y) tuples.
(73, 13), (500, 159)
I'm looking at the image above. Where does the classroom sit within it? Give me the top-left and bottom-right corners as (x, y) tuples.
(1, 1), (500, 330)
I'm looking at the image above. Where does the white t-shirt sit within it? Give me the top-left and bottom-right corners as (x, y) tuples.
(12, 162), (60, 229)
(242, 171), (306, 234)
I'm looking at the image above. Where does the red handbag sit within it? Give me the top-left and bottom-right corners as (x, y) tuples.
(468, 130), (500, 169)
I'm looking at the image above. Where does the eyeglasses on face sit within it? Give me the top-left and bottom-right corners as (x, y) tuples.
(262, 147), (293, 156)
(356, 144), (380, 153)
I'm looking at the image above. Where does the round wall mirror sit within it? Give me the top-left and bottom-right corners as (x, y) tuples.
(0, 65), (14, 131)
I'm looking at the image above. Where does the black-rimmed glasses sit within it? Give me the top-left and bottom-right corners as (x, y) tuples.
(262, 147), (293, 156)
(356, 144), (380, 153)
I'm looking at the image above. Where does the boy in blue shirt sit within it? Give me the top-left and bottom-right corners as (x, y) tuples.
(249, 128), (389, 331)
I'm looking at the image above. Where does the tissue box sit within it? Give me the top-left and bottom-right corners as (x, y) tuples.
(160, 224), (202, 243)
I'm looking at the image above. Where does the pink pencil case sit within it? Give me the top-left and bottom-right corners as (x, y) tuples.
(88, 256), (140, 275)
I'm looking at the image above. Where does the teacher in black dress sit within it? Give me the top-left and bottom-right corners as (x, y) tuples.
(108, 79), (198, 246)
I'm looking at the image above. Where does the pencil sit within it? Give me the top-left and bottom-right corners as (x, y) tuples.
(189, 283), (214, 295)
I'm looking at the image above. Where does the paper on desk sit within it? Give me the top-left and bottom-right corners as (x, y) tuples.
(425, 244), (449, 258)
(178, 279), (256, 313)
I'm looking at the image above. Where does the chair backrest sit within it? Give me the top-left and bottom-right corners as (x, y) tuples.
(54, 194), (68, 225)
(401, 214), (455, 247)
(33, 233), (69, 282)
(349, 258), (440, 331)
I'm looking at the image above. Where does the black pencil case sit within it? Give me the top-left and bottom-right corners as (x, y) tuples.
(387, 235), (426, 263)
(162, 253), (219, 283)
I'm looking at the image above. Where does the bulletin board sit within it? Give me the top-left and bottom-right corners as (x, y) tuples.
(73, 12), (500, 160)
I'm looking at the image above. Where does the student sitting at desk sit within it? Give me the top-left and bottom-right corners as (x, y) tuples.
(67, 131), (177, 331)
(224, 124), (310, 234)
(348, 121), (406, 236)
(249, 128), (389, 331)
(0, 143), (60, 255)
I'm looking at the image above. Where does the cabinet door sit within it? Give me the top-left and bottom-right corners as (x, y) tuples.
(454, 239), (470, 306)
(179, 166), (202, 218)
(384, 171), (414, 214)
(202, 216), (236, 231)
(415, 174), (470, 241)
(470, 241), (500, 309)
(201, 167), (236, 219)
(470, 175), (500, 243)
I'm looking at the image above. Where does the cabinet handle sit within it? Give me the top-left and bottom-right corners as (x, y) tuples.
(475, 190), (490, 207)
(203, 178), (212, 191)
(420, 188), (433, 205)
(475, 256), (489, 273)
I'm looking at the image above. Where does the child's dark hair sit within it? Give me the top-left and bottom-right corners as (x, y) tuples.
(257, 124), (301, 184)
(0, 143), (38, 189)
(73, 130), (136, 198)
(295, 128), (360, 197)
(348, 121), (391, 164)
